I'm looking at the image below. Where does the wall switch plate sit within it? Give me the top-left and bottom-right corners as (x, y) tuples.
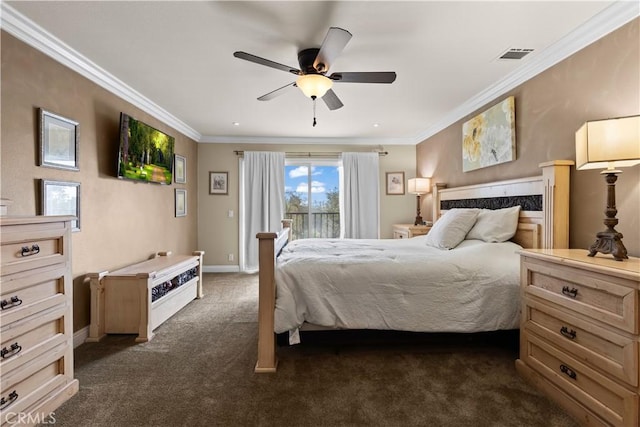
(228, 209), (234, 218)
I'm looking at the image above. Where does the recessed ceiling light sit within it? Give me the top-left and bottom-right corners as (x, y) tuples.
(373, 123), (380, 128)
(232, 122), (240, 126)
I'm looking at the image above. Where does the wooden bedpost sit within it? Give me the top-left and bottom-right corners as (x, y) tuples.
(538, 160), (574, 249)
(431, 183), (447, 222)
(255, 232), (278, 373)
(282, 218), (293, 243)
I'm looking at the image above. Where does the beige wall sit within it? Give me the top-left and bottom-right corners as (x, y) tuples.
(1, 32), (199, 330)
(197, 143), (417, 267)
(417, 18), (640, 257)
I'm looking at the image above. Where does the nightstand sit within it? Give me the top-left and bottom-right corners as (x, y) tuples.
(392, 223), (431, 239)
(516, 249), (640, 426)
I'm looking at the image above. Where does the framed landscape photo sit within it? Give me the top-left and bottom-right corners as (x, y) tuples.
(41, 179), (80, 231)
(39, 108), (79, 171)
(209, 171), (228, 195)
(174, 154), (186, 184)
(175, 188), (187, 217)
(385, 171), (405, 195)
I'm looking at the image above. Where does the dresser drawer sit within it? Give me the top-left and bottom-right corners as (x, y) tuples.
(0, 344), (69, 423)
(522, 257), (637, 333)
(522, 332), (638, 427)
(524, 297), (638, 386)
(1, 223), (69, 277)
(1, 305), (68, 374)
(0, 266), (68, 325)
(393, 230), (409, 239)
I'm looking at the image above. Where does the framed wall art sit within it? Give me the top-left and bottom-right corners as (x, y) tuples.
(175, 188), (187, 217)
(385, 172), (405, 195)
(41, 179), (80, 231)
(462, 96), (516, 172)
(174, 154), (186, 184)
(209, 171), (228, 195)
(39, 108), (79, 171)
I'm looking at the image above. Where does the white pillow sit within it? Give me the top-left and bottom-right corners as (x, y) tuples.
(466, 206), (521, 243)
(424, 209), (479, 249)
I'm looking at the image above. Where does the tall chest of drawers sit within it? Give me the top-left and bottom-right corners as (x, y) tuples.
(0, 216), (78, 426)
(516, 249), (640, 427)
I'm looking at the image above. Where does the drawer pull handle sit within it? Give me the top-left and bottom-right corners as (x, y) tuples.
(560, 364), (577, 380)
(561, 286), (578, 299)
(560, 326), (577, 340)
(20, 244), (40, 257)
(0, 296), (23, 310)
(0, 343), (22, 359)
(0, 390), (18, 410)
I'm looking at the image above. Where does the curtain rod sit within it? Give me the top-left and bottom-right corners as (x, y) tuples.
(233, 150), (388, 158)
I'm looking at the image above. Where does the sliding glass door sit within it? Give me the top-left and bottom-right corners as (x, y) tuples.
(285, 160), (340, 240)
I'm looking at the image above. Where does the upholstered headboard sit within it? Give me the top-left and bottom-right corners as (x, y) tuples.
(432, 160), (573, 249)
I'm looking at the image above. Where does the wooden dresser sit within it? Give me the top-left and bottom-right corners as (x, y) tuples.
(0, 216), (78, 426)
(392, 223), (431, 239)
(517, 249), (640, 427)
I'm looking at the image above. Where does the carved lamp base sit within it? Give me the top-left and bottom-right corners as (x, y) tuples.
(588, 229), (628, 261)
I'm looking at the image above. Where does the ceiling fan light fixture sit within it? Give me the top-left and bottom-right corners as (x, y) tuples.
(296, 74), (333, 98)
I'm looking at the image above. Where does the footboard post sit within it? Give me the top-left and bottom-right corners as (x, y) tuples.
(255, 232), (278, 373)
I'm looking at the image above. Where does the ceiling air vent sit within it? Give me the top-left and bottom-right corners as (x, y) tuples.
(498, 48), (534, 60)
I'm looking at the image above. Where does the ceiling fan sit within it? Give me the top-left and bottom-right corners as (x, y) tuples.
(233, 27), (396, 125)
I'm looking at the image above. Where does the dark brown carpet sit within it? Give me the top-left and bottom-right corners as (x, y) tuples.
(53, 273), (578, 426)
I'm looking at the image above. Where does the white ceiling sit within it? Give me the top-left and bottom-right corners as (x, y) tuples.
(2, 1), (637, 145)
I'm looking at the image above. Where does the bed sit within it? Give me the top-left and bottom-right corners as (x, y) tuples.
(255, 160), (573, 373)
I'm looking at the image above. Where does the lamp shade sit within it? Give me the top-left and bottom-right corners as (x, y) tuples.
(296, 74), (333, 98)
(575, 115), (640, 170)
(408, 177), (431, 194)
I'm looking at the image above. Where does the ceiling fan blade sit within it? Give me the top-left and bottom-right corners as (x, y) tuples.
(313, 27), (352, 73)
(257, 82), (296, 101)
(234, 51), (300, 75)
(329, 71), (397, 84)
(322, 89), (344, 110)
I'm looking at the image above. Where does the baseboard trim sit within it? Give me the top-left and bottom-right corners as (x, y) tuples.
(73, 325), (89, 348)
(203, 265), (240, 273)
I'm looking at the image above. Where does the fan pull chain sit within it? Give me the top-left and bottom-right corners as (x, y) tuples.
(312, 96), (317, 127)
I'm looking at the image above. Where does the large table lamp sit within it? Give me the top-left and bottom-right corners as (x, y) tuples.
(575, 115), (640, 261)
(407, 177), (431, 226)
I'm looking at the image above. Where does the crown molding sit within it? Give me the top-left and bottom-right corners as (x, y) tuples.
(412, 1), (640, 145)
(1, 3), (202, 142)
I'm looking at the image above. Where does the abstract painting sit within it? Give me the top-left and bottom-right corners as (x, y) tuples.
(462, 96), (516, 172)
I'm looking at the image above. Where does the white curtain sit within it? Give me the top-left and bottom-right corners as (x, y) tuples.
(340, 152), (380, 239)
(240, 151), (285, 272)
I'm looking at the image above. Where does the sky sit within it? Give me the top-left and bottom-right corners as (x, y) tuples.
(285, 164), (340, 204)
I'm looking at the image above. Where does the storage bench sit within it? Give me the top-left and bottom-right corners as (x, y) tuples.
(87, 251), (204, 343)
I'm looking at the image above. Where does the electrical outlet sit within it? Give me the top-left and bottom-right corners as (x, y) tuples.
(228, 253), (234, 262)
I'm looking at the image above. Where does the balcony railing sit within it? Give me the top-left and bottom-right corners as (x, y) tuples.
(286, 212), (340, 240)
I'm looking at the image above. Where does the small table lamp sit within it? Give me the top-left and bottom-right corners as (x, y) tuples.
(575, 115), (640, 261)
(407, 177), (431, 226)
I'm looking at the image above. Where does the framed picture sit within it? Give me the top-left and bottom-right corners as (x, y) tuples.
(39, 109), (79, 171)
(41, 180), (80, 231)
(462, 96), (516, 172)
(174, 154), (186, 184)
(175, 188), (187, 217)
(209, 171), (228, 195)
(385, 172), (405, 195)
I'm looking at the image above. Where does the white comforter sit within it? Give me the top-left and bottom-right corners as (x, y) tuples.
(274, 237), (522, 334)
